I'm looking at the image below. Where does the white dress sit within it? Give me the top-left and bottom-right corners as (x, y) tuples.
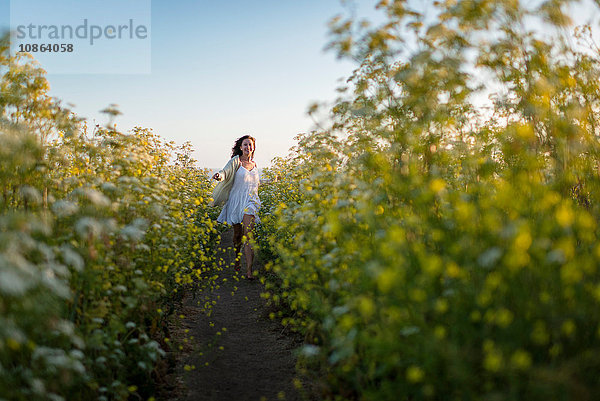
(217, 165), (261, 225)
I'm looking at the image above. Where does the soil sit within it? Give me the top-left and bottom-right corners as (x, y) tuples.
(164, 228), (306, 401)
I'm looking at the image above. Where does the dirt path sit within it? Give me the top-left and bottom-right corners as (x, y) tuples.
(173, 228), (303, 401)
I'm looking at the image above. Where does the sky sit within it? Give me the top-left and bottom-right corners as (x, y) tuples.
(1, 0), (373, 168)
(2, 0), (599, 169)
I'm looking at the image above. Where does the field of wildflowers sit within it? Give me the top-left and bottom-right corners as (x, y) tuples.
(258, 1), (600, 400)
(0, 36), (221, 400)
(5, 1), (600, 399)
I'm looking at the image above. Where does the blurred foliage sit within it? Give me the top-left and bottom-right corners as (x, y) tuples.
(259, 1), (600, 400)
(0, 33), (220, 400)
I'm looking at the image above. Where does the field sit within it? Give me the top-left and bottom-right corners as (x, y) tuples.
(3, 1), (600, 400)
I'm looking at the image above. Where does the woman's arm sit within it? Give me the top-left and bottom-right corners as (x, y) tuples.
(212, 157), (236, 181)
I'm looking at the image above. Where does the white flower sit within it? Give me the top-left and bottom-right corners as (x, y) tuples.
(20, 186), (42, 204)
(75, 217), (102, 238)
(60, 245), (84, 272)
(52, 200), (79, 217)
(0, 267), (29, 296)
(74, 187), (110, 207)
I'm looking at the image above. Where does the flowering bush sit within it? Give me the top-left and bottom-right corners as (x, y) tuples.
(0, 36), (219, 400)
(260, 1), (600, 400)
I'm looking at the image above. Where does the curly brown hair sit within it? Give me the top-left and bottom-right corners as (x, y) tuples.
(231, 135), (256, 159)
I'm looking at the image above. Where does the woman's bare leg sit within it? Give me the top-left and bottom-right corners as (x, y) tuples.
(242, 214), (255, 278)
(233, 223), (243, 270)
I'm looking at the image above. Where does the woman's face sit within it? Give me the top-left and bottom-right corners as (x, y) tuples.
(240, 138), (254, 156)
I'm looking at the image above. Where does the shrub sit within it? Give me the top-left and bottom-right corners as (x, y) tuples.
(0, 34), (220, 400)
(260, 1), (600, 400)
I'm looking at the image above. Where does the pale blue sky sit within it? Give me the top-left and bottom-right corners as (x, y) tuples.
(3, 0), (375, 168)
(2, 1), (599, 168)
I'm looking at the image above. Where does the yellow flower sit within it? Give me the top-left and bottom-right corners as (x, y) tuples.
(446, 262), (462, 278)
(358, 296), (375, 318)
(496, 308), (514, 328)
(429, 178), (446, 194)
(377, 269), (398, 293)
(515, 123), (535, 139)
(484, 350), (503, 372)
(561, 319), (576, 337)
(410, 288), (427, 303)
(510, 350), (532, 370)
(406, 365), (425, 383)
(556, 202), (574, 227)
(435, 299), (449, 314)
(514, 230), (532, 250)
(434, 325), (447, 339)
(6, 338), (20, 351)
(531, 321), (549, 345)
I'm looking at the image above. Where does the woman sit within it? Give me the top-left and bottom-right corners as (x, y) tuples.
(211, 135), (261, 279)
